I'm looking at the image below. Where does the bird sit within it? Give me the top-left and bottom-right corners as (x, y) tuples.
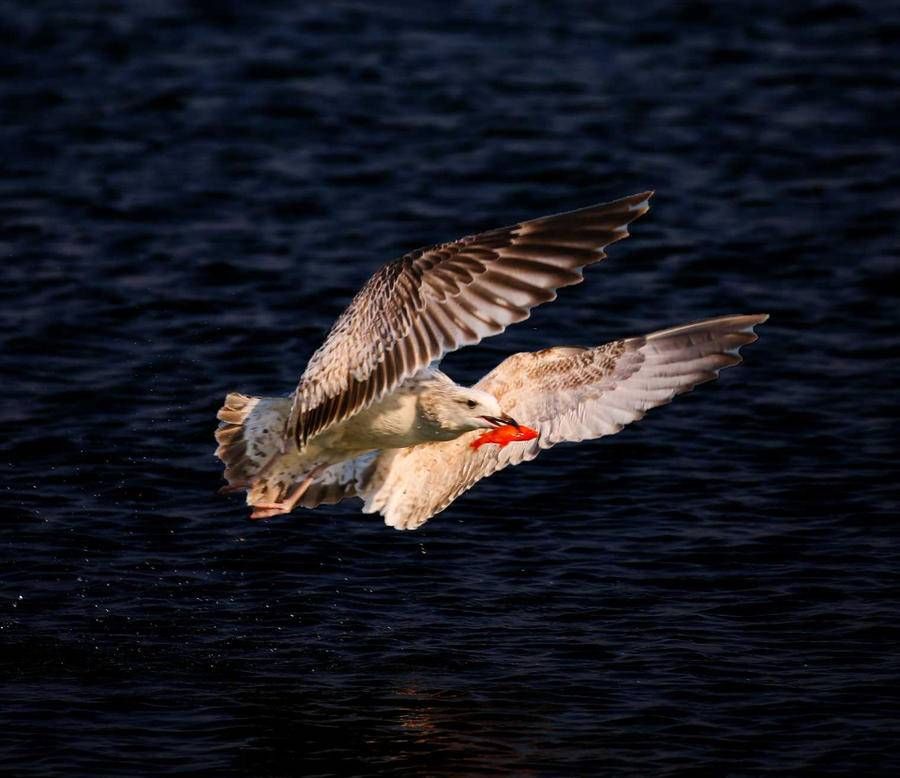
(215, 191), (767, 530)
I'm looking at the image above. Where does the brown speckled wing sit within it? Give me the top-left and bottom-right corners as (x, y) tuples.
(288, 191), (653, 448)
(294, 453), (379, 509)
(359, 314), (768, 530)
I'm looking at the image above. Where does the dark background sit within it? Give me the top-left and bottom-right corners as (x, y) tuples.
(2, 1), (899, 775)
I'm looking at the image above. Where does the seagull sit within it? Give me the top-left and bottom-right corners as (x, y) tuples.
(215, 191), (767, 530)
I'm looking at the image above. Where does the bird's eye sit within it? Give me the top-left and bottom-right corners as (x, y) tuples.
(466, 400), (477, 408)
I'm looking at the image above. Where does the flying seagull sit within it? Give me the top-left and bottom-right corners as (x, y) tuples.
(215, 191), (766, 529)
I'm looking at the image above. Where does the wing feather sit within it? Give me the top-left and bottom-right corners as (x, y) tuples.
(289, 191), (653, 447)
(358, 314), (768, 530)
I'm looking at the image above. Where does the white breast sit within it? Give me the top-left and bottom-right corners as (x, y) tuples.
(317, 389), (425, 452)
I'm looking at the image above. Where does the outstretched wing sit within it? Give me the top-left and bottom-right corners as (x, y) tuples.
(295, 453), (378, 509)
(289, 191), (653, 448)
(358, 314), (768, 530)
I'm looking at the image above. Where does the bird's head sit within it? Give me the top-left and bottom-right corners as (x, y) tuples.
(434, 386), (520, 433)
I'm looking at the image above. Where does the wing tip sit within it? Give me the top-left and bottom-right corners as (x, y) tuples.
(648, 313), (770, 340)
(727, 312), (769, 348)
(629, 189), (655, 214)
(639, 314), (768, 382)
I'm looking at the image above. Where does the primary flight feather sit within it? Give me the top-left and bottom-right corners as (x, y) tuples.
(215, 192), (767, 529)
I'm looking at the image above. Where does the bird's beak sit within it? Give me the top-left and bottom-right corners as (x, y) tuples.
(480, 414), (520, 428)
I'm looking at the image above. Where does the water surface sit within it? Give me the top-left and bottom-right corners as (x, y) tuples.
(2, 1), (899, 775)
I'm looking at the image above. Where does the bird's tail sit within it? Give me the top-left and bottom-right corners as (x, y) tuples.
(214, 392), (292, 498)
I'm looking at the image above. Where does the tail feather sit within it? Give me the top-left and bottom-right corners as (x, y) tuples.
(215, 392), (291, 495)
(215, 392), (378, 513)
(216, 392), (257, 425)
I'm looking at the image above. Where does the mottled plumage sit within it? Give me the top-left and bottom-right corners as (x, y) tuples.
(214, 191), (767, 529)
(359, 314), (767, 529)
(287, 191), (652, 448)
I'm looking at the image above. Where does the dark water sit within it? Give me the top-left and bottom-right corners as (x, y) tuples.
(2, 1), (899, 775)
